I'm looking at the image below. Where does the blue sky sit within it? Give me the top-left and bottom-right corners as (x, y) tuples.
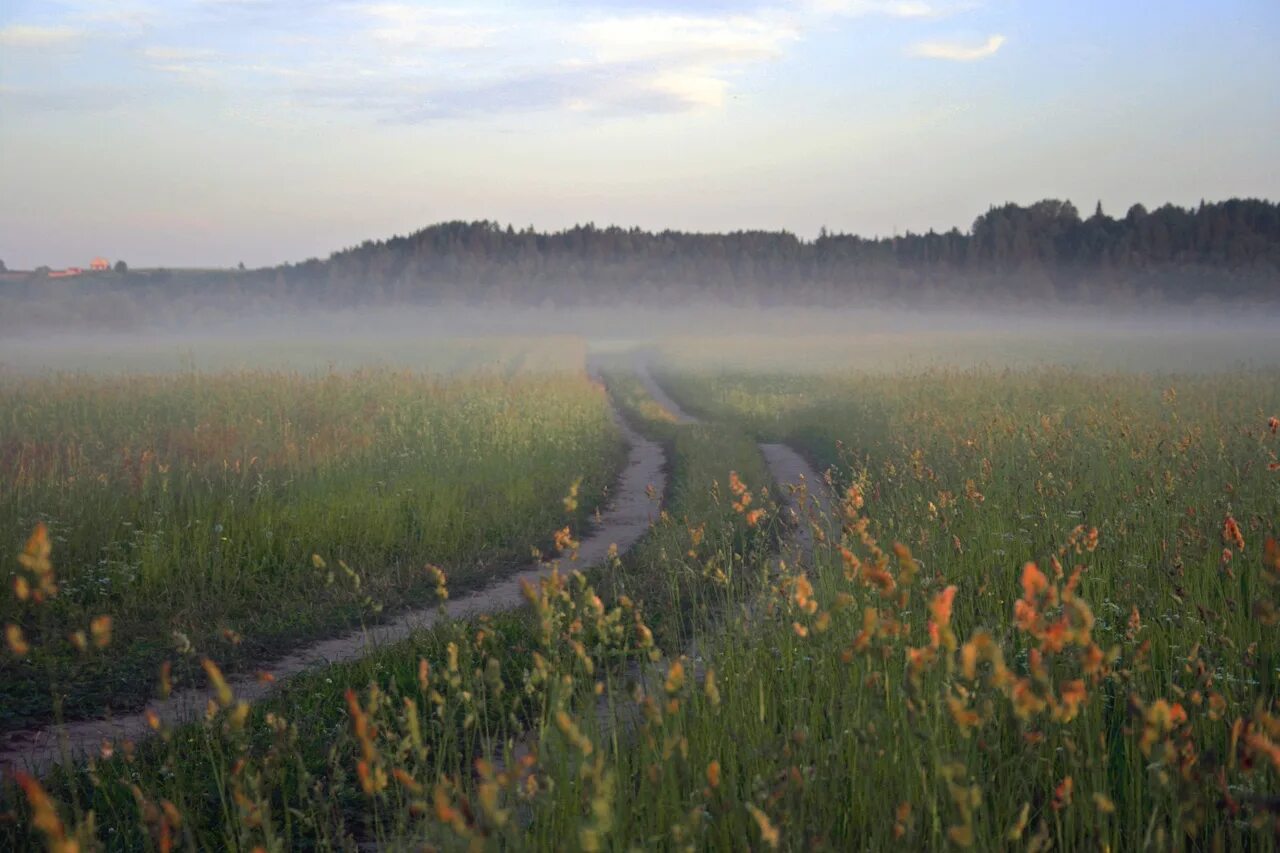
(1, 0), (1277, 268)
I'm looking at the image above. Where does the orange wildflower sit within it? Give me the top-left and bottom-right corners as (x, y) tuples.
(202, 658), (234, 708)
(929, 585), (957, 627)
(947, 694), (981, 735)
(1222, 515), (1245, 551)
(1055, 679), (1088, 722)
(6, 624), (30, 656)
(392, 767), (424, 794)
(1052, 776), (1074, 811)
(664, 659), (685, 694)
(1020, 562), (1048, 600)
(747, 804), (780, 850)
(1011, 679), (1047, 720)
(90, 615), (113, 648)
(791, 575), (817, 614)
(14, 772), (73, 852)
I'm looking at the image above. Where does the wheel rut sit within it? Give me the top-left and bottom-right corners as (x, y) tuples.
(635, 362), (834, 556)
(3, 365), (833, 777)
(1, 404), (666, 775)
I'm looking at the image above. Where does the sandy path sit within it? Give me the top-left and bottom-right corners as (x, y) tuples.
(633, 363), (835, 558)
(760, 443), (836, 563)
(632, 357), (698, 425)
(3, 366), (836, 778)
(1, 406), (666, 775)
(578, 367), (836, 753)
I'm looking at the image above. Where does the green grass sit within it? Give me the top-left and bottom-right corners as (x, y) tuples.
(2, 366), (779, 851)
(1, 366), (625, 729)
(638, 364), (1280, 849)
(7, 354), (1280, 851)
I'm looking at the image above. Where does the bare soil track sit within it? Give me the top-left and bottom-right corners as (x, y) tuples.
(2, 365), (835, 776)
(633, 362), (835, 558)
(1, 405), (665, 775)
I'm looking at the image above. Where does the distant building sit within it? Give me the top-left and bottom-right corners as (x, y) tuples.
(48, 267), (84, 278)
(90, 257), (110, 271)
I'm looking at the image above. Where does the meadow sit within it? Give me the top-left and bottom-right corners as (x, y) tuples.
(4, 335), (1280, 851)
(650, 362), (1280, 849)
(0, 359), (624, 729)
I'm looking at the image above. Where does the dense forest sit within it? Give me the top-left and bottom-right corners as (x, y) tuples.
(307, 198), (1280, 303)
(3, 198), (1279, 332)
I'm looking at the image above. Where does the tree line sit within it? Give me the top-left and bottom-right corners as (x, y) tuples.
(3, 198), (1279, 334)
(293, 197), (1280, 303)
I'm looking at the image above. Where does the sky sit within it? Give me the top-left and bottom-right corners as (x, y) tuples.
(1, 0), (1278, 269)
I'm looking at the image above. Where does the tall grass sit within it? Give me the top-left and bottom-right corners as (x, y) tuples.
(6, 363), (1280, 850)
(1, 367), (624, 728)
(2, 366), (777, 850)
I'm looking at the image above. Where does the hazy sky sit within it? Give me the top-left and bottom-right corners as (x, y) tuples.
(2, 0), (1277, 269)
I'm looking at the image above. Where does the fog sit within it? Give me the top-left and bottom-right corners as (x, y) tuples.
(4, 295), (1280, 378)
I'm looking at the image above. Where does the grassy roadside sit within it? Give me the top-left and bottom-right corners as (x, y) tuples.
(14, 362), (1280, 849)
(594, 369), (777, 649)
(1, 369), (626, 732)
(0, 367), (778, 850)
(621, 365), (1280, 849)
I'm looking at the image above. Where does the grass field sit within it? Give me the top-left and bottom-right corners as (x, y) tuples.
(5, 337), (1280, 850)
(648, 363), (1280, 849)
(1, 360), (625, 730)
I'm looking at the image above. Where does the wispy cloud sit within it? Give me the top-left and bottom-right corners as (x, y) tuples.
(574, 14), (799, 64)
(909, 33), (1005, 61)
(143, 46), (219, 62)
(361, 3), (500, 51)
(798, 0), (974, 18)
(141, 46), (223, 78)
(0, 24), (85, 48)
(275, 7), (805, 119)
(2, 0), (994, 123)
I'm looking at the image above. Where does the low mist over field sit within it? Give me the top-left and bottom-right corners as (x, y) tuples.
(4, 198), (1280, 341)
(5, 302), (1280, 377)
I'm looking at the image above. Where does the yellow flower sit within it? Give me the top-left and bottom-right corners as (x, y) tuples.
(746, 804), (780, 850)
(90, 615), (113, 648)
(665, 659), (685, 695)
(704, 668), (721, 708)
(202, 658), (234, 708)
(6, 624), (30, 656)
(706, 760), (721, 789)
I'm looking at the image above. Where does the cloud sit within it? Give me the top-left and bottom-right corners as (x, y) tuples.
(277, 7), (804, 121)
(292, 55), (741, 121)
(361, 3), (499, 51)
(649, 70), (729, 110)
(798, 0), (973, 18)
(908, 32), (1004, 60)
(3, 0), (994, 124)
(0, 25), (84, 48)
(143, 46), (219, 62)
(574, 14), (799, 64)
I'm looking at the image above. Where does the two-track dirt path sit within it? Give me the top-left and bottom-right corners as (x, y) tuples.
(635, 361), (834, 557)
(2, 363), (835, 776)
(1, 404), (666, 775)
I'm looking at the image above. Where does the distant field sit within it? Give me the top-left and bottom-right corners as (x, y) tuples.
(1, 358), (624, 729)
(0, 333), (590, 376)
